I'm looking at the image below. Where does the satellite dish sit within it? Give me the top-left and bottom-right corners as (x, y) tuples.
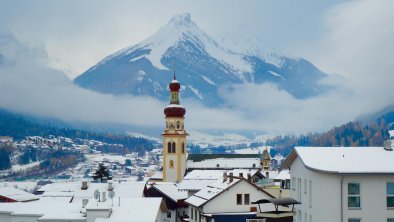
(108, 190), (115, 199)
(94, 190), (100, 199)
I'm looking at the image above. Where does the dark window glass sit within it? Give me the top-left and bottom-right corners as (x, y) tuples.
(172, 142), (176, 153)
(244, 194), (250, 205)
(236, 194), (242, 205)
(167, 142), (171, 153)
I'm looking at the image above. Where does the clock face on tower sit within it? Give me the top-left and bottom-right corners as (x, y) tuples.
(169, 122), (175, 130)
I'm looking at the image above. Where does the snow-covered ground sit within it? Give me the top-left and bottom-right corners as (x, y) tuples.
(11, 161), (41, 172)
(188, 131), (252, 148)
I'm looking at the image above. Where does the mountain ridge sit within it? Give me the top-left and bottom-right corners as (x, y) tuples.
(74, 13), (330, 106)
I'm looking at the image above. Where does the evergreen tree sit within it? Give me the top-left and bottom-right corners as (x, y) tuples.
(92, 163), (110, 182)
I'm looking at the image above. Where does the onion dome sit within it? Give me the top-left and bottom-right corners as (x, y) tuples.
(169, 79), (180, 91)
(164, 104), (186, 117)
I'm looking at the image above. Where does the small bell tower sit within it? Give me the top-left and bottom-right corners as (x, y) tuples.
(161, 72), (188, 183)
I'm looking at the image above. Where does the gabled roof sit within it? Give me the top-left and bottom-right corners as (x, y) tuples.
(185, 177), (274, 208)
(187, 154), (260, 162)
(0, 187), (39, 202)
(281, 146), (394, 174)
(147, 183), (188, 202)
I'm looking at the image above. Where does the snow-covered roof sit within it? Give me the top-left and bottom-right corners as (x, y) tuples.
(187, 157), (260, 169)
(0, 201), (84, 220)
(177, 179), (216, 191)
(0, 187), (39, 202)
(38, 181), (145, 200)
(184, 169), (259, 180)
(92, 198), (165, 222)
(185, 177), (241, 207)
(149, 183), (188, 202)
(281, 146), (394, 174)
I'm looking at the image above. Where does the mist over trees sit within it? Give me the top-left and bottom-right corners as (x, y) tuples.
(267, 112), (394, 156)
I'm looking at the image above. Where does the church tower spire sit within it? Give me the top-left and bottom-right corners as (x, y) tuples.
(162, 73), (188, 183)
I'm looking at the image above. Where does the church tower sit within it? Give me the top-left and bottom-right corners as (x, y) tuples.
(161, 74), (188, 183)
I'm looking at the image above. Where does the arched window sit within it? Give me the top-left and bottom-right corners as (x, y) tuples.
(167, 142), (171, 153)
(172, 142), (176, 153)
(182, 143), (185, 153)
(169, 160), (174, 168)
(176, 121), (180, 129)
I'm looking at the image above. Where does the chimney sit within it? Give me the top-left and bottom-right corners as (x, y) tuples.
(108, 182), (113, 191)
(223, 172), (228, 182)
(229, 172), (233, 183)
(102, 191), (106, 202)
(81, 181), (88, 190)
(384, 140), (393, 151)
(247, 173), (252, 182)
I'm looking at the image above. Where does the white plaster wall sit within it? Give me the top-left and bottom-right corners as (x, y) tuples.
(0, 213), (11, 222)
(86, 210), (111, 222)
(203, 180), (275, 214)
(10, 215), (41, 222)
(342, 175), (394, 222)
(290, 156), (394, 222)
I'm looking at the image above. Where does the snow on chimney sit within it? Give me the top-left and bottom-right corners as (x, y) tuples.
(108, 182), (113, 191)
(223, 172), (227, 182)
(384, 140), (393, 151)
(81, 181), (88, 190)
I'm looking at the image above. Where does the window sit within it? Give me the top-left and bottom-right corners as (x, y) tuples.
(388, 219), (394, 222)
(348, 219), (361, 222)
(169, 160), (174, 168)
(167, 212), (171, 218)
(309, 180), (312, 207)
(348, 183), (361, 208)
(171, 142), (176, 153)
(304, 179), (307, 194)
(191, 208), (193, 220)
(182, 143), (185, 153)
(236, 194), (242, 205)
(177, 121), (180, 129)
(297, 178), (301, 201)
(244, 194), (250, 205)
(167, 142), (171, 153)
(292, 177), (296, 190)
(387, 183), (394, 208)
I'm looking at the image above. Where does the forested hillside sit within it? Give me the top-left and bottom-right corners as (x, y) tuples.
(0, 109), (155, 153)
(267, 112), (394, 156)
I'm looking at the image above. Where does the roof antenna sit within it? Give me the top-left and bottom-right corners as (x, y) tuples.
(172, 61), (176, 80)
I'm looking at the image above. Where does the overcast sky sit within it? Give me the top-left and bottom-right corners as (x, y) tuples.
(0, 0), (393, 137)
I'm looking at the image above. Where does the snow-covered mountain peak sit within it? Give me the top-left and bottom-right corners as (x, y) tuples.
(167, 12), (194, 28)
(75, 13), (330, 104)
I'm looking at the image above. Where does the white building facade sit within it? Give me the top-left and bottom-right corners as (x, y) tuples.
(281, 146), (394, 222)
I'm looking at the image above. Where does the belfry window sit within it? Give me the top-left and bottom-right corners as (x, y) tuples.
(182, 143), (185, 153)
(177, 121), (180, 129)
(172, 142), (176, 153)
(167, 142), (171, 153)
(169, 160), (174, 168)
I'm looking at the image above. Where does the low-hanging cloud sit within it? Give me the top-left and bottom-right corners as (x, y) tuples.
(0, 0), (393, 137)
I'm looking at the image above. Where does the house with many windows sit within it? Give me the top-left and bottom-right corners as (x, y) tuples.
(280, 146), (394, 222)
